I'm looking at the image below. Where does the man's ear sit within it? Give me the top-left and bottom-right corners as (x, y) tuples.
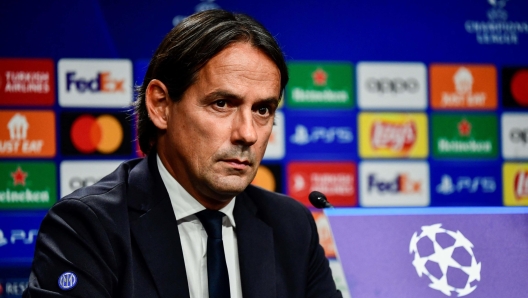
(145, 79), (170, 130)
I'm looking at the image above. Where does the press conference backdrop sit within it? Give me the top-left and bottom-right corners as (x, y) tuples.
(1, 0), (527, 296)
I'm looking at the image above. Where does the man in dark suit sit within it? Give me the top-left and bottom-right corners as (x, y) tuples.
(24, 9), (341, 298)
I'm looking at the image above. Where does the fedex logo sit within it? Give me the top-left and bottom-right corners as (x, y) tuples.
(66, 71), (124, 93)
(367, 173), (421, 194)
(58, 59), (132, 107)
(359, 161), (429, 207)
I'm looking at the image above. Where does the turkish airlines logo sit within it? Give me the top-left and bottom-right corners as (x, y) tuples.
(357, 62), (427, 109)
(370, 121), (416, 152)
(514, 171), (528, 200)
(58, 59), (132, 107)
(61, 112), (132, 156)
(0, 58), (55, 106)
(287, 162), (357, 207)
(430, 64), (497, 110)
(0, 111), (56, 157)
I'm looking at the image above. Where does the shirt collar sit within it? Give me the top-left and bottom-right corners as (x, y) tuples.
(156, 154), (236, 227)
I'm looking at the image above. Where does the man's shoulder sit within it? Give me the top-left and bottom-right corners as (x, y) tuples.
(241, 184), (312, 224)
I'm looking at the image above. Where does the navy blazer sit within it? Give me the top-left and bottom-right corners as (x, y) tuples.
(24, 154), (341, 297)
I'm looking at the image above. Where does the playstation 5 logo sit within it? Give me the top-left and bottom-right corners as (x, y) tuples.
(436, 175), (496, 195)
(0, 229), (8, 246)
(290, 125), (353, 145)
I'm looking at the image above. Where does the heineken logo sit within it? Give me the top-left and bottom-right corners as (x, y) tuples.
(370, 121), (417, 152)
(0, 162), (56, 209)
(312, 68), (328, 86)
(432, 114), (498, 158)
(286, 62), (353, 108)
(458, 119), (472, 136)
(10, 166), (27, 186)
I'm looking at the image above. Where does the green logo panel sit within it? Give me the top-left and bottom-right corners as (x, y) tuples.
(432, 114), (498, 158)
(286, 62), (353, 108)
(0, 161), (56, 209)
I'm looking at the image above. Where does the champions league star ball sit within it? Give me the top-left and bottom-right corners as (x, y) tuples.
(409, 224), (482, 297)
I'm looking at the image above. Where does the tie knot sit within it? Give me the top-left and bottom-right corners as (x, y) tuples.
(196, 209), (224, 239)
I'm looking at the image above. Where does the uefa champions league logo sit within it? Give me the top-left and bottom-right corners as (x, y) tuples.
(410, 224), (482, 297)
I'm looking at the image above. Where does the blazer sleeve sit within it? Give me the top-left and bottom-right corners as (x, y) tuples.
(23, 199), (117, 298)
(303, 207), (343, 298)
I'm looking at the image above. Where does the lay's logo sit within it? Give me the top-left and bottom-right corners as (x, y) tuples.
(370, 121), (417, 152)
(359, 113), (428, 158)
(503, 163), (528, 206)
(58, 59), (132, 107)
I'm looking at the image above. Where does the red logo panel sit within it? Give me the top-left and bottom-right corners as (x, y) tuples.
(287, 161), (357, 207)
(0, 59), (55, 106)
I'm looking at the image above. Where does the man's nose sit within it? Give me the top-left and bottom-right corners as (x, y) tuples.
(231, 109), (258, 146)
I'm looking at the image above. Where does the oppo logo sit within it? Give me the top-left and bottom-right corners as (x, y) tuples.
(69, 176), (99, 190)
(366, 78), (419, 94)
(510, 128), (528, 144)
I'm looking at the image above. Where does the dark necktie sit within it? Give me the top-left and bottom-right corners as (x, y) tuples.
(195, 209), (231, 298)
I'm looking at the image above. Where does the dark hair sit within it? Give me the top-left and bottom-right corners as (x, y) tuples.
(135, 9), (289, 154)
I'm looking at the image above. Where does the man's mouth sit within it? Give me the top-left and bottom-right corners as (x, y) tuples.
(221, 159), (252, 170)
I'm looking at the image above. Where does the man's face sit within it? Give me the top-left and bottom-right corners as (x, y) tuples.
(159, 42), (281, 209)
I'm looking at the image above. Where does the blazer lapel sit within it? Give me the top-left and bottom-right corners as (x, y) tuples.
(128, 154), (190, 298)
(234, 191), (276, 298)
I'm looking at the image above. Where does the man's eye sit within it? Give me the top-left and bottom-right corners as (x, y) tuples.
(215, 100), (227, 108)
(257, 107), (269, 115)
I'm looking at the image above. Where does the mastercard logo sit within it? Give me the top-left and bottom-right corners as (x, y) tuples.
(70, 114), (123, 154)
(511, 70), (528, 106)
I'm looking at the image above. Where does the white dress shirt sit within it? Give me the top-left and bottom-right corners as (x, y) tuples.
(157, 155), (243, 298)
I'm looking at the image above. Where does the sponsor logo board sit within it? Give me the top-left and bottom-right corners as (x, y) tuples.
(0, 111), (55, 158)
(263, 111), (285, 160)
(287, 162), (356, 207)
(58, 59), (132, 107)
(0, 162), (56, 209)
(359, 113), (427, 158)
(357, 62), (427, 110)
(250, 164), (283, 193)
(359, 161), (429, 207)
(0, 59), (54, 106)
(286, 62), (353, 108)
(432, 114), (498, 158)
(430, 64), (497, 110)
(502, 67), (528, 108)
(60, 111), (132, 156)
(431, 162), (501, 206)
(287, 111), (355, 158)
(502, 113), (528, 159)
(60, 160), (123, 198)
(503, 163), (528, 206)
